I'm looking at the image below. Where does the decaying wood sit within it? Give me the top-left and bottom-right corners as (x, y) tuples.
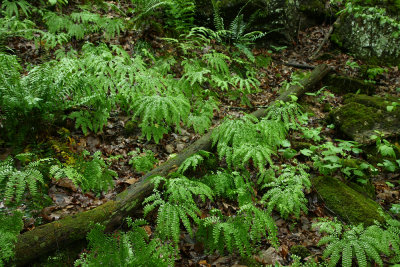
(13, 64), (332, 266)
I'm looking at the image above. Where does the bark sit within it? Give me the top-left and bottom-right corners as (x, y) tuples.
(13, 64), (332, 266)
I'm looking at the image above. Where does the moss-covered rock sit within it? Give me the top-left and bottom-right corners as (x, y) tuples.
(323, 74), (376, 95)
(332, 10), (400, 65)
(330, 94), (400, 144)
(312, 176), (384, 226)
(349, 181), (376, 199)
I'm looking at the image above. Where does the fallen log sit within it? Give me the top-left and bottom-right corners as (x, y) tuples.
(13, 64), (332, 266)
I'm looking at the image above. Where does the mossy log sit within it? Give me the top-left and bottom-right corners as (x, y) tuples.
(12, 64), (332, 266)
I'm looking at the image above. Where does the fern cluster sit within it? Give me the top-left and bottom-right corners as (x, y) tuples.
(50, 151), (117, 193)
(260, 163), (311, 219)
(128, 149), (159, 174)
(313, 218), (400, 267)
(0, 154), (51, 204)
(177, 150), (212, 174)
(42, 10), (126, 47)
(143, 175), (213, 244)
(131, 94), (190, 143)
(75, 219), (176, 267)
(0, 211), (23, 267)
(198, 204), (278, 256)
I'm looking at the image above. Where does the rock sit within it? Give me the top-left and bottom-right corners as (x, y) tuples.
(312, 176), (384, 226)
(255, 247), (282, 265)
(332, 4), (400, 65)
(165, 144), (175, 154)
(323, 74), (376, 95)
(176, 143), (186, 152)
(330, 94), (400, 144)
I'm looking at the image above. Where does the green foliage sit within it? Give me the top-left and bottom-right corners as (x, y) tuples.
(1, 0), (32, 18)
(264, 100), (304, 130)
(75, 219), (176, 267)
(50, 151), (117, 193)
(130, 0), (195, 35)
(198, 204), (278, 256)
(211, 100), (303, 172)
(129, 149), (158, 173)
(202, 170), (253, 205)
(371, 131), (398, 158)
(143, 175), (213, 244)
(0, 211), (23, 267)
(260, 163), (311, 219)
(187, 98), (219, 134)
(0, 154), (51, 204)
(338, 2), (400, 37)
(131, 94), (190, 143)
(313, 218), (400, 267)
(177, 150), (211, 174)
(309, 140), (373, 179)
(42, 10), (126, 47)
(209, 0), (268, 62)
(212, 115), (273, 171)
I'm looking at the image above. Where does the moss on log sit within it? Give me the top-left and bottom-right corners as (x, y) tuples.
(12, 64), (332, 266)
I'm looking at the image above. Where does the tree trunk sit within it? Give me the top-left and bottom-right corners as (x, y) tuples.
(13, 64), (332, 266)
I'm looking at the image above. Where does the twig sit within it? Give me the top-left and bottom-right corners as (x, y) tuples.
(309, 17), (341, 61)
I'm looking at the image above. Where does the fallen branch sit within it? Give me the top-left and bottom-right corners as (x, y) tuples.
(12, 64), (332, 266)
(309, 17), (341, 61)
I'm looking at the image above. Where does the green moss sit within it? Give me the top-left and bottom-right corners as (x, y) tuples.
(312, 176), (384, 226)
(290, 245), (311, 259)
(324, 74), (376, 95)
(330, 32), (343, 47)
(298, 0), (325, 15)
(332, 102), (379, 134)
(349, 181), (376, 199)
(344, 93), (400, 110)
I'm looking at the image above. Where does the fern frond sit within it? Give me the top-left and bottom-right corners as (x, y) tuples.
(0, 156), (50, 203)
(0, 211), (23, 266)
(265, 100), (304, 130)
(177, 151), (211, 174)
(75, 218), (176, 266)
(261, 164), (311, 218)
(143, 175), (213, 244)
(131, 94), (190, 143)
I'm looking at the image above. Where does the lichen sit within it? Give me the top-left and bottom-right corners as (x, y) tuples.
(312, 176), (384, 226)
(333, 11), (400, 65)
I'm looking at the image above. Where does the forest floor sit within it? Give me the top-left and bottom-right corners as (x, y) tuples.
(2, 9), (400, 266)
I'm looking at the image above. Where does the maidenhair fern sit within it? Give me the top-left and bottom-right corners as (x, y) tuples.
(177, 150), (212, 174)
(212, 115), (279, 171)
(187, 97), (218, 135)
(131, 94), (190, 143)
(260, 163), (311, 219)
(264, 99), (304, 130)
(50, 151), (117, 193)
(143, 175), (213, 244)
(0, 211), (23, 267)
(129, 149), (159, 174)
(313, 219), (398, 267)
(0, 155), (51, 203)
(75, 219), (176, 267)
(198, 204), (278, 256)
